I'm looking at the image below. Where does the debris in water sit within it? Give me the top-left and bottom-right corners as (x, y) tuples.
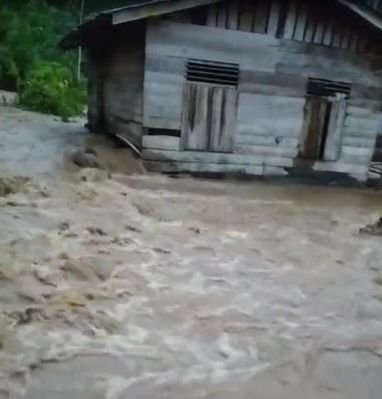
(4, 200), (18, 207)
(125, 225), (141, 233)
(374, 276), (382, 286)
(0, 314), (11, 349)
(133, 201), (154, 216)
(0, 177), (29, 197)
(58, 222), (70, 231)
(153, 247), (171, 255)
(60, 259), (101, 283)
(87, 226), (108, 236)
(359, 217), (382, 236)
(75, 184), (98, 201)
(78, 168), (111, 182)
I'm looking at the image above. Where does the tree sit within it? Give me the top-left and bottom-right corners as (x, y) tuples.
(0, 0), (85, 117)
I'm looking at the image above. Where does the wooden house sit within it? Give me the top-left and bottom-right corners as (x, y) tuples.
(61, 0), (382, 183)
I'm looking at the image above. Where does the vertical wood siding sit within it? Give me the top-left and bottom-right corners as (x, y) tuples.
(181, 83), (237, 152)
(282, 0), (375, 53)
(206, 0), (281, 36)
(102, 24), (145, 146)
(203, 0), (381, 54)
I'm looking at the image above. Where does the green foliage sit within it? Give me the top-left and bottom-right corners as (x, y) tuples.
(0, 0), (85, 117)
(20, 62), (85, 118)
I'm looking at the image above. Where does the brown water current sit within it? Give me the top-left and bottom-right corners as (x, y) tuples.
(1, 107), (382, 398)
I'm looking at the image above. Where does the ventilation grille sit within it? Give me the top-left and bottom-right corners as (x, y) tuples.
(307, 78), (352, 99)
(186, 59), (239, 87)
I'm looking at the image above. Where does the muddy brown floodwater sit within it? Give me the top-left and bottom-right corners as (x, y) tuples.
(1, 106), (382, 399)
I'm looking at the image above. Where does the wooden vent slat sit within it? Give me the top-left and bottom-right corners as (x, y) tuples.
(188, 66), (239, 75)
(307, 78), (352, 99)
(186, 59), (239, 87)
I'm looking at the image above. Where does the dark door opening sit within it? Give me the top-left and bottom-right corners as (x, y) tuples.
(299, 78), (350, 161)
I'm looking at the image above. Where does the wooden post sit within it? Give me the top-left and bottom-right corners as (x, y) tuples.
(77, 0), (86, 81)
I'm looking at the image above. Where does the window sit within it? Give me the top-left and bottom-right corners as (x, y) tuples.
(300, 78), (349, 161)
(186, 59), (239, 87)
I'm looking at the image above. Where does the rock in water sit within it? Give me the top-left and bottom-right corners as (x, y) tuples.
(359, 217), (382, 236)
(69, 149), (106, 170)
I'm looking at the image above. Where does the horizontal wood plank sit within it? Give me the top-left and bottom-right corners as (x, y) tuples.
(142, 135), (180, 150)
(142, 149), (294, 167)
(343, 136), (377, 148)
(144, 161), (264, 175)
(236, 144), (298, 157)
(238, 93), (305, 139)
(236, 135), (300, 147)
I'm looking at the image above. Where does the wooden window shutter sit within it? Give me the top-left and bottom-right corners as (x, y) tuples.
(181, 83), (237, 153)
(300, 79), (349, 161)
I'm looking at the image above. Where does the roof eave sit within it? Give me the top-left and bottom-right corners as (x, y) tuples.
(59, 14), (111, 50)
(338, 0), (382, 31)
(60, 0), (382, 51)
(59, 0), (222, 50)
(111, 0), (221, 25)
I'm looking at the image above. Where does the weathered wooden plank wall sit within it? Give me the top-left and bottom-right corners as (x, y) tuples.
(144, 19), (382, 139)
(100, 24), (145, 146)
(86, 54), (102, 131)
(143, 16), (382, 181)
(281, 0), (381, 53)
(143, 54), (185, 130)
(206, 0), (280, 36)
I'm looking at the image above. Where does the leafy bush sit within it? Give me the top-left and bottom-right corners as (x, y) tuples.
(0, 0), (86, 117)
(20, 62), (85, 118)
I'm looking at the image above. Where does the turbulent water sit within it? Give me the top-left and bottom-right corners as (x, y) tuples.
(1, 106), (382, 398)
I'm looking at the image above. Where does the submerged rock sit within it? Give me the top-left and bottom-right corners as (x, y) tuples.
(69, 148), (106, 170)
